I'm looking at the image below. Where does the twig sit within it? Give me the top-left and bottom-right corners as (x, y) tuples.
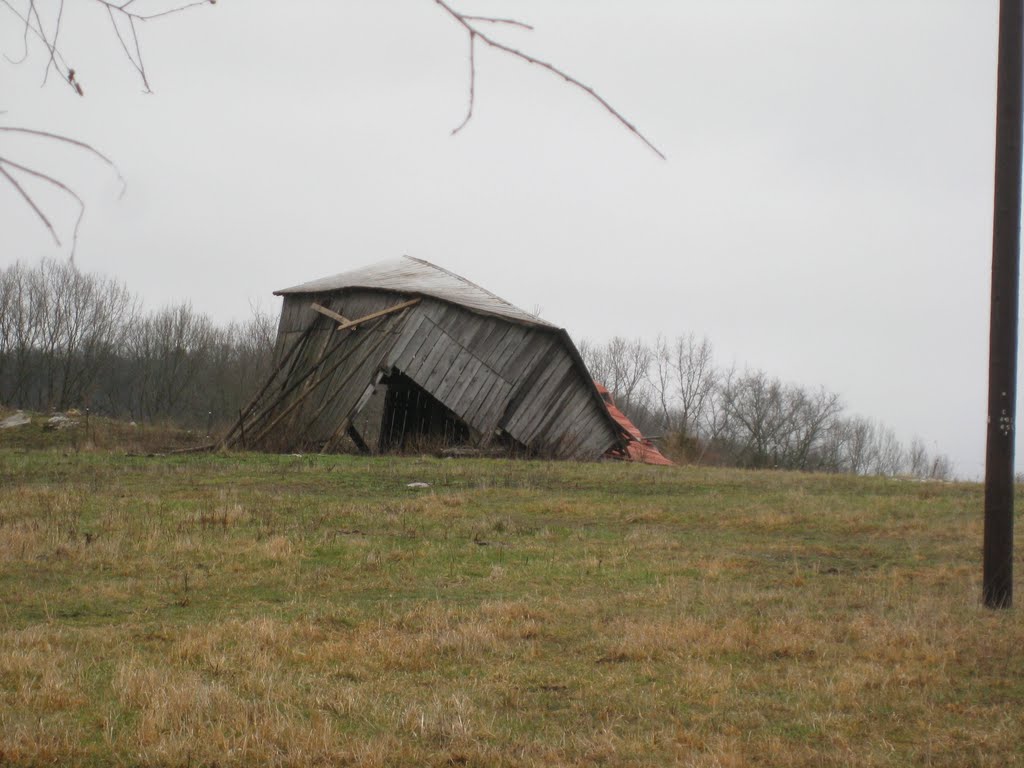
(105, 4), (150, 91)
(0, 126), (126, 196)
(93, 0), (215, 22)
(0, 163), (59, 245)
(461, 15), (533, 31)
(0, 155), (85, 256)
(42, 0), (64, 85)
(452, 31), (476, 135)
(0, 0), (76, 88)
(432, 0), (665, 160)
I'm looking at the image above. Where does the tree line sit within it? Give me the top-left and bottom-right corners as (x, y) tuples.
(0, 259), (275, 428)
(1, 259), (953, 477)
(580, 335), (953, 479)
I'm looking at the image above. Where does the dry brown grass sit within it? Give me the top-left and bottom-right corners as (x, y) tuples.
(0, 451), (1021, 766)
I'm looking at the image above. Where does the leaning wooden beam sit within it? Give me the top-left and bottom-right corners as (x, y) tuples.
(316, 354), (393, 454)
(299, 322), (399, 438)
(219, 322), (316, 449)
(242, 332), (369, 446)
(248, 316), (397, 448)
(346, 426), (371, 454)
(335, 298), (420, 331)
(237, 309), (389, 438)
(310, 302), (350, 325)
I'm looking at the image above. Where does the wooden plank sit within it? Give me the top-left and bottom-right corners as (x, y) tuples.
(310, 302), (350, 324)
(482, 326), (521, 369)
(422, 333), (464, 393)
(543, 401), (597, 459)
(568, 396), (621, 458)
(433, 347), (477, 405)
(473, 378), (515, 437)
(572, 409), (621, 459)
(462, 363), (505, 423)
(393, 317), (440, 373)
(507, 355), (575, 440)
(526, 370), (589, 446)
(407, 330), (454, 388)
(435, 307), (479, 347)
(499, 343), (566, 432)
(301, 321), (401, 442)
(524, 370), (583, 442)
(453, 362), (501, 430)
(497, 336), (555, 404)
(467, 321), (509, 358)
(462, 373), (509, 437)
(444, 357), (486, 418)
(553, 382), (607, 449)
(417, 297), (450, 325)
(464, 368), (513, 430)
(336, 290), (408, 321)
(490, 327), (532, 377)
(385, 310), (428, 369)
(399, 322), (445, 379)
(458, 316), (499, 354)
(280, 297), (317, 333)
(508, 355), (576, 439)
(335, 298), (420, 332)
(243, 314), (391, 446)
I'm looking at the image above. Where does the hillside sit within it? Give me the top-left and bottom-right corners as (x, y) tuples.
(0, 448), (1021, 766)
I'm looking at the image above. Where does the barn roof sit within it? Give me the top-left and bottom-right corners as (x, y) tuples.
(275, 256), (553, 328)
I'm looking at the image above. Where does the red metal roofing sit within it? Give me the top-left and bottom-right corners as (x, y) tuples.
(594, 382), (674, 466)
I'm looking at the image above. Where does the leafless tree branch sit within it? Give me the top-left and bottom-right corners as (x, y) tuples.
(0, 155), (86, 255)
(432, 0), (665, 160)
(451, 31), (476, 135)
(41, 0), (64, 85)
(0, 126), (126, 195)
(1, 0), (210, 256)
(460, 15), (533, 31)
(0, 163), (59, 244)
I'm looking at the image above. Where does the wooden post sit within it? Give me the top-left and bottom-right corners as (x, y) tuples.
(984, 0), (1022, 609)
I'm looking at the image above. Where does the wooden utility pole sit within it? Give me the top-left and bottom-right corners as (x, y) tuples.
(984, 0), (1023, 609)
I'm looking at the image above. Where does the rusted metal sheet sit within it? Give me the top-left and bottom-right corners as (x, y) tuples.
(594, 382), (673, 466)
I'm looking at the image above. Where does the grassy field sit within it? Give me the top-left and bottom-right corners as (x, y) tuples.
(0, 441), (1021, 766)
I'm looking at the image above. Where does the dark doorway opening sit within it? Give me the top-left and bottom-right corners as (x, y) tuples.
(378, 370), (470, 452)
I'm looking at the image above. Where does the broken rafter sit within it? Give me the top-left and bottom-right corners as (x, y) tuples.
(335, 298), (420, 332)
(310, 302), (350, 325)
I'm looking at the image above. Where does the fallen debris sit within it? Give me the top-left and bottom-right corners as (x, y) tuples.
(44, 414), (79, 431)
(0, 412), (31, 430)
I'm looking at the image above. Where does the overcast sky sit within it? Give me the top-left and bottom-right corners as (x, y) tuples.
(0, 1), (1008, 478)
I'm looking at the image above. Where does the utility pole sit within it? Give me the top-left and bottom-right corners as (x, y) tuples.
(984, 0), (1023, 609)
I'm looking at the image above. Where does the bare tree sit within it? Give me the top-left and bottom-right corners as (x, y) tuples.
(672, 333), (716, 440)
(908, 437), (929, 477)
(578, 338), (611, 389)
(870, 427), (906, 477)
(930, 453), (953, 481)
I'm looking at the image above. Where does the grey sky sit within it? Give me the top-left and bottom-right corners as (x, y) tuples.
(1, 1), (1007, 477)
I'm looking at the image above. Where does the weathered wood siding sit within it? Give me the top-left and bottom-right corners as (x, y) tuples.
(266, 291), (411, 447)
(266, 289), (620, 459)
(381, 296), (618, 460)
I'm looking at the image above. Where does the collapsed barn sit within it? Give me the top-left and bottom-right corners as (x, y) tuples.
(221, 257), (669, 463)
